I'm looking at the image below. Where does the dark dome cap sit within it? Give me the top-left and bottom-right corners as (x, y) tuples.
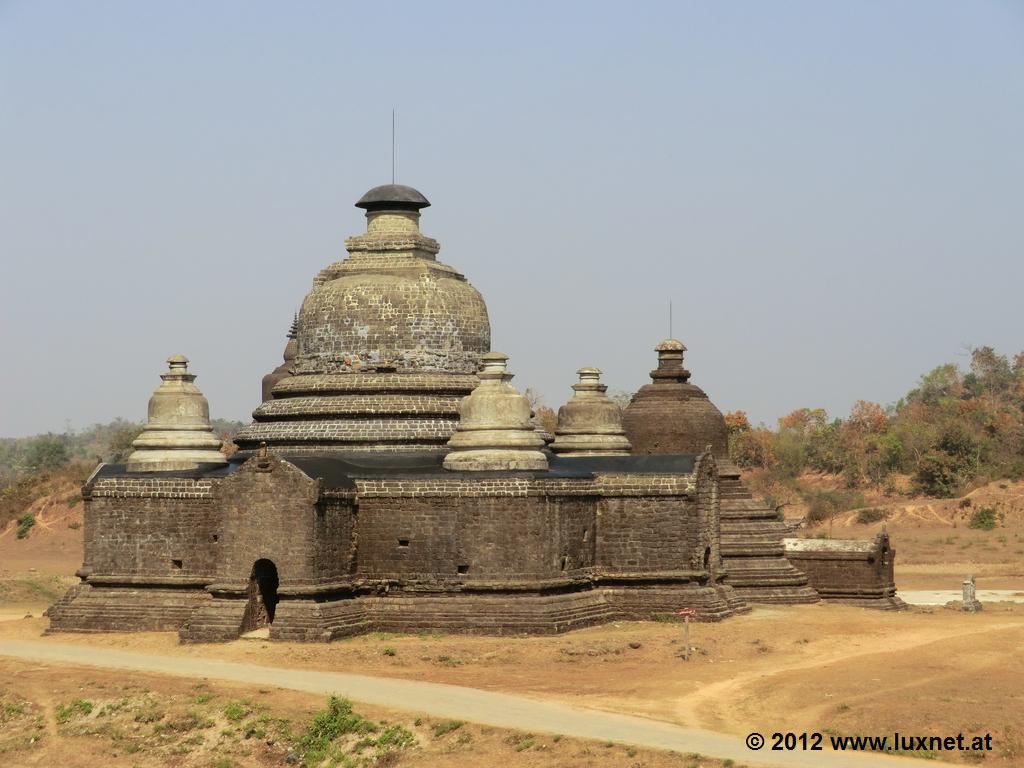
(355, 184), (431, 212)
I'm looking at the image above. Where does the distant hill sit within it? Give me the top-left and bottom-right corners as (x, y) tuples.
(0, 418), (245, 531)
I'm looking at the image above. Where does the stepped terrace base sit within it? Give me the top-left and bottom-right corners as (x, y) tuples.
(49, 580), (746, 644)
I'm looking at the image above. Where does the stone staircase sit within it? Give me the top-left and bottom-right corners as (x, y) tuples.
(178, 599), (248, 643)
(718, 474), (820, 604)
(47, 584), (207, 634)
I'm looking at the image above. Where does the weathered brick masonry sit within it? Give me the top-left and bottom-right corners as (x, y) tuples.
(624, 340), (820, 604)
(47, 473), (218, 633)
(48, 182), (899, 642)
(783, 533), (907, 610)
(49, 452), (745, 641)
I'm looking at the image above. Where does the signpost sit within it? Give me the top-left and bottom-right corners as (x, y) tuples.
(677, 607), (696, 660)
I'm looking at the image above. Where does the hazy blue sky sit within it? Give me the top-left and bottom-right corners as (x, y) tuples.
(2, 1), (1022, 437)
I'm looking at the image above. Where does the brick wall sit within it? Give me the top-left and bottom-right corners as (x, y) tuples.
(59, 454), (753, 638)
(355, 494), (596, 581)
(84, 477), (218, 579)
(784, 534), (904, 608)
(214, 455), (355, 586)
(595, 496), (698, 572)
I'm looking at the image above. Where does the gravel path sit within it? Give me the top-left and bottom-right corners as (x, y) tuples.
(0, 638), (949, 768)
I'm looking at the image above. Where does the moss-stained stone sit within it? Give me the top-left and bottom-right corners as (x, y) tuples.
(237, 187), (489, 454)
(125, 356), (226, 472)
(551, 368), (631, 457)
(443, 353), (547, 471)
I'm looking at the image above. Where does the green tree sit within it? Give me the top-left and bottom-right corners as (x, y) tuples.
(905, 363), (963, 406)
(912, 425), (979, 497)
(17, 435), (70, 472)
(104, 423), (143, 463)
(964, 346), (1013, 396)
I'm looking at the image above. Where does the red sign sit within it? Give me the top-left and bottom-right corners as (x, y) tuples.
(676, 608), (696, 617)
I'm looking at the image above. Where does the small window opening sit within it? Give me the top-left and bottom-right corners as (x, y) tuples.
(560, 556), (568, 571)
(398, 539), (410, 548)
(703, 547), (711, 570)
(457, 564), (469, 575)
(582, 528), (589, 542)
(171, 559), (183, 569)
(211, 534), (219, 542)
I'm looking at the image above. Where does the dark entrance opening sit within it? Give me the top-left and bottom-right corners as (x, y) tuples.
(242, 559), (279, 632)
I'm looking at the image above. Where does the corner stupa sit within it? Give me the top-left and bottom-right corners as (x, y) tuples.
(125, 356), (227, 472)
(550, 368), (631, 456)
(622, 340), (728, 456)
(443, 352), (548, 471)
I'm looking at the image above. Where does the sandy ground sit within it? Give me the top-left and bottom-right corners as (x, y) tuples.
(2, 603), (1023, 765)
(900, 589), (1024, 605)
(2, 641), (953, 768)
(0, 475), (83, 574)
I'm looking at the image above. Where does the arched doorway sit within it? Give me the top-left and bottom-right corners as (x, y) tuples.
(242, 559), (279, 632)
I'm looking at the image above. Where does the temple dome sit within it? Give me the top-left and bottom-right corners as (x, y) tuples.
(292, 186), (489, 376)
(622, 340), (729, 457)
(260, 314), (299, 402)
(443, 352), (548, 471)
(296, 272), (489, 375)
(236, 185), (491, 454)
(550, 368), (631, 456)
(622, 340), (819, 605)
(126, 356), (227, 472)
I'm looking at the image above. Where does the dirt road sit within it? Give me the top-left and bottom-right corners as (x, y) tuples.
(0, 638), (948, 768)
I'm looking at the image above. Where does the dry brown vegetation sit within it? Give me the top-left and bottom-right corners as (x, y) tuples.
(730, 346), (1024, 499)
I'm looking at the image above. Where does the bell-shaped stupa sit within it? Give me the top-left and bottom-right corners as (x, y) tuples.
(236, 184), (490, 454)
(550, 368), (631, 456)
(125, 356), (227, 472)
(622, 340), (729, 456)
(443, 352), (548, 471)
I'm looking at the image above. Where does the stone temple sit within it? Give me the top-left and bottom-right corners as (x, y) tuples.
(48, 184), (899, 642)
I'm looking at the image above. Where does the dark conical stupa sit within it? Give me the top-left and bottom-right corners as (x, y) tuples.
(261, 313), (300, 402)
